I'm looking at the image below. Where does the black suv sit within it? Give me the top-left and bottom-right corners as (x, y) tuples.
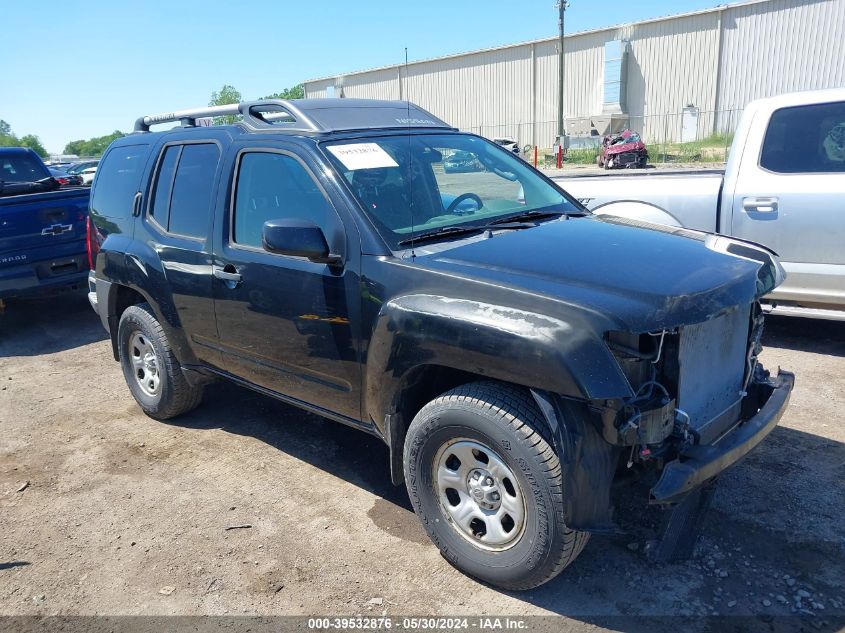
(87, 98), (793, 590)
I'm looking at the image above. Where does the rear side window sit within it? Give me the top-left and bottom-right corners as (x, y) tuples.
(232, 152), (335, 249)
(90, 145), (148, 218)
(760, 101), (845, 173)
(149, 143), (220, 238)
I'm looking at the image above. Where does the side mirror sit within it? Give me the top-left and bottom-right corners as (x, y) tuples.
(262, 218), (342, 266)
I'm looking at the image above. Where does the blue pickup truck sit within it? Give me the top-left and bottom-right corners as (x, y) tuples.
(0, 147), (91, 303)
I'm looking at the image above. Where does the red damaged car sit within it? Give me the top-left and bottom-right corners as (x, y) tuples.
(597, 129), (649, 169)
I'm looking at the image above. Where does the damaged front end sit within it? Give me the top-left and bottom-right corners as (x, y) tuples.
(597, 300), (794, 557)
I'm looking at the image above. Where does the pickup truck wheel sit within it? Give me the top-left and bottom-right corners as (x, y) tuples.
(403, 382), (588, 590)
(117, 303), (203, 420)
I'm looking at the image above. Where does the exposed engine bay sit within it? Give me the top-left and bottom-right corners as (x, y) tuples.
(602, 302), (767, 482)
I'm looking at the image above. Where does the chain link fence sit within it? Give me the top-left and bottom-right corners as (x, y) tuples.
(462, 108), (744, 169)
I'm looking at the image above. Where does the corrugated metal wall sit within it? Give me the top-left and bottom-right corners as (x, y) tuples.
(716, 0), (845, 132)
(305, 79), (334, 99)
(341, 67), (400, 101)
(402, 44), (534, 140)
(304, 0), (845, 146)
(620, 10), (721, 142)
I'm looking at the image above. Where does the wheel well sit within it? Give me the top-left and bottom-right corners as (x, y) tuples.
(113, 285), (146, 317)
(107, 285), (147, 360)
(387, 365), (522, 486)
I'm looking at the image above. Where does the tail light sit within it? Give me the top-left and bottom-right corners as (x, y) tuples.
(56, 177), (68, 185)
(86, 215), (102, 269)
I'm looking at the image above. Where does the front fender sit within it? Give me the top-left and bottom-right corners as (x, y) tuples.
(365, 294), (632, 430)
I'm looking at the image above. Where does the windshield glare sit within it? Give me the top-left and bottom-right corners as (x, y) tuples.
(324, 134), (581, 249)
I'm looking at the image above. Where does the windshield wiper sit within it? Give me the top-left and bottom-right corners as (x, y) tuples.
(489, 210), (567, 225)
(397, 225), (487, 246)
(397, 222), (535, 247)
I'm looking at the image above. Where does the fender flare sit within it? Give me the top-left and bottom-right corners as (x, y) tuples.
(99, 250), (196, 366)
(530, 389), (620, 533)
(590, 200), (683, 228)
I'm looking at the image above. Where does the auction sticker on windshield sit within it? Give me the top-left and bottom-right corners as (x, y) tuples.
(327, 143), (399, 170)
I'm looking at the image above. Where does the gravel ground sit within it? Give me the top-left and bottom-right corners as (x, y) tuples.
(1, 290), (843, 631)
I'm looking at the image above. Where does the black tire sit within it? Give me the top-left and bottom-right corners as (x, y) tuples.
(117, 302), (203, 420)
(403, 381), (588, 590)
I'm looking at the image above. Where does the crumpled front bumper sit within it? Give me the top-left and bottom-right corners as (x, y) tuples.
(650, 369), (795, 504)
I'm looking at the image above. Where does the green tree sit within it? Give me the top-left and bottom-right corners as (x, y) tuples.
(19, 134), (47, 158)
(63, 130), (126, 157)
(0, 133), (17, 148)
(261, 84), (305, 101)
(0, 120), (47, 157)
(209, 84), (242, 125)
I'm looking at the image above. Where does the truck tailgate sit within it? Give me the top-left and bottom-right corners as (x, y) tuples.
(0, 188), (89, 260)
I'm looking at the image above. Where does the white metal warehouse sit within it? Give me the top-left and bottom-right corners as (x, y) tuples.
(303, 0), (845, 148)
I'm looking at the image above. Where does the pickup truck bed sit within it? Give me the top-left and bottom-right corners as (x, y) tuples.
(554, 169), (725, 232)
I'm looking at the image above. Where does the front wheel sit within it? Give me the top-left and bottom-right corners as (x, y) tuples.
(403, 382), (588, 590)
(117, 303), (204, 420)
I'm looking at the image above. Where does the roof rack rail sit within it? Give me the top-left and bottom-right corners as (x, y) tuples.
(133, 99), (321, 133)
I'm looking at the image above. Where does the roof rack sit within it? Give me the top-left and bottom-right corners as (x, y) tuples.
(133, 99), (321, 133)
(133, 98), (454, 135)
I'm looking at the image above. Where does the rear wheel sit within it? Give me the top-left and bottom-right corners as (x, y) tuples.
(118, 303), (203, 420)
(403, 382), (588, 590)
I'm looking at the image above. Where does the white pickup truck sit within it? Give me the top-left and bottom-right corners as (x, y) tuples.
(555, 88), (845, 321)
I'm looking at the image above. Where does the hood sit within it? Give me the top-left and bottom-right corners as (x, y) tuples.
(416, 215), (782, 332)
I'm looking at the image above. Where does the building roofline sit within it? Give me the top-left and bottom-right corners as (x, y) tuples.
(303, 0), (772, 85)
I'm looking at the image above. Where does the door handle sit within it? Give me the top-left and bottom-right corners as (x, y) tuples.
(131, 192), (143, 217)
(213, 265), (242, 286)
(742, 197), (778, 213)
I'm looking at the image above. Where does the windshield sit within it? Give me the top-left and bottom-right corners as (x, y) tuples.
(323, 133), (582, 249)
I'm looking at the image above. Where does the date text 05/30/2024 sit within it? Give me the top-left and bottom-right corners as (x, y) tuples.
(307, 617), (528, 630)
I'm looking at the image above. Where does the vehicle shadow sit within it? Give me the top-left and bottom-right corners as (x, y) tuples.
(168, 378), (845, 628)
(0, 290), (107, 356)
(763, 315), (845, 357)
(171, 381), (411, 512)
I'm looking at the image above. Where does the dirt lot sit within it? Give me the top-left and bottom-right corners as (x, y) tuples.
(1, 291), (844, 630)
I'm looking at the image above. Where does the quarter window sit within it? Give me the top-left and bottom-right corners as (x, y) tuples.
(233, 152), (335, 249)
(150, 146), (179, 222)
(760, 101), (845, 173)
(149, 143), (220, 238)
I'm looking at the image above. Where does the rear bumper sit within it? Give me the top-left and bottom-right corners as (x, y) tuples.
(87, 270), (112, 333)
(0, 253), (88, 299)
(650, 369), (795, 504)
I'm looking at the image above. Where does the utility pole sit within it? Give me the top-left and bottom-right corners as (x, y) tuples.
(557, 1), (568, 145)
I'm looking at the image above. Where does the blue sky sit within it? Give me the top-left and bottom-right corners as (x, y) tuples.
(2, 0), (745, 153)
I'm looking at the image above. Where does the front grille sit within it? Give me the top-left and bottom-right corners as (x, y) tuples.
(676, 305), (751, 442)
